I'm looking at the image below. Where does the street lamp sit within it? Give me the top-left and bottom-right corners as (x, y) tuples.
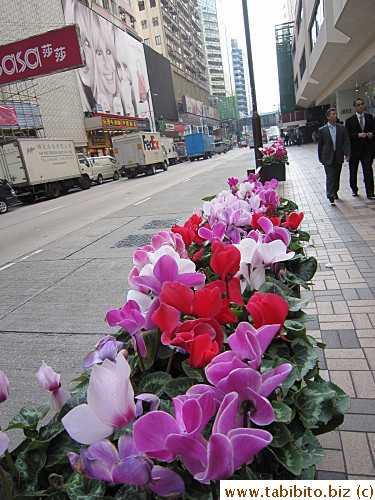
(242, 0), (264, 180)
(139, 90), (157, 132)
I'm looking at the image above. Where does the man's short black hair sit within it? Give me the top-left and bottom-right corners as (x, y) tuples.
(353, 97), (364, 106)
(325, 108), (336, 118)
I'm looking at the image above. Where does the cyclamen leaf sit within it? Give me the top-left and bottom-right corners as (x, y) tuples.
(137, 371), (173, 397)
(46, 431), (80, 467)
(272, 401), (293, 423)
(15, 449), (47, 493)
(67, 474), (106, 500)
(182, 359), (204, 382)
(269, 443), (302, 475)
(114, 484), (149, 499)
(294, 429), (325, 469)
(291, 338), (319, 380)
(295, 382), (336, 429)
(268, 423), (293, 448)
(164, 377), (196, 399)
(38, 413), (64, 442)
(6, 405), (50, 431)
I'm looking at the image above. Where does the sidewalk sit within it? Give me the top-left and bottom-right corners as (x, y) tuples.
(282, 143), (375, 479)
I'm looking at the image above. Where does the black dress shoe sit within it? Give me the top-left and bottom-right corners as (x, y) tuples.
(367, 195), (375, 199)
(328, 197), (335, 205)
(352, 191), (358, 197)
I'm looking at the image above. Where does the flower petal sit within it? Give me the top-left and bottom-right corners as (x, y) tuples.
(62, 404), (114, 445)
(196, 433), (234, 483)
(149, 466), (185, 497)
(0, 431), (9, 456)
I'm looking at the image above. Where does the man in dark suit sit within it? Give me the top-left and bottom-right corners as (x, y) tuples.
(318, 108), (351, 206)
(345, 97), (375, 198)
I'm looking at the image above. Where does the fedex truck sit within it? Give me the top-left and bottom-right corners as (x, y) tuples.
(112, 132), (169, 178)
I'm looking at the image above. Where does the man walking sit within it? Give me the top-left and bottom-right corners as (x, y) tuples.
(318, 108), (351, 206)
(345, 97), (375, 198)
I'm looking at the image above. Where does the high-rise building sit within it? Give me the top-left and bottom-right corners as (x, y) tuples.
(197, 0), (226, 98)
(275, 22), (295, 114)
(133, 0), (209, 103)
(231, 39), (248, 115)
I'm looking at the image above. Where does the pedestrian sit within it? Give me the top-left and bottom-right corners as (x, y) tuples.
(345, 97), (375, 199)
(285, 133), (289, 146)
(318, 107), (351, 206)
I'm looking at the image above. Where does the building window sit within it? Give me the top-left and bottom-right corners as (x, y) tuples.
(144, 38), (150, 46)
(118, 6), (127, 22)
(141, 20), (148, 29)
(152, 16), (159, 26)
(150, 0), (156, 6)
(102, 0), (110, 9)
(309, 0), (324, 52)
(111, 0), (117, 15)
(296, 0), (303, 35)
(138, 0), (145, 11)
(155, 35), (162, 45)
(299, 48), (306, 79)
(294, 76), (299, 93)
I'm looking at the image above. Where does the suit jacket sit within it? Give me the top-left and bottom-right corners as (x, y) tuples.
(318, 123), (351, 165)
(345, 113), (375, 159)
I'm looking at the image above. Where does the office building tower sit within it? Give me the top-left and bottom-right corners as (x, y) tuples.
(231, 39), (248, 115)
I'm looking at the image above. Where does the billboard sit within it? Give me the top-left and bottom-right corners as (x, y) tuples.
(218, 96), (239, 121)
(0, 25), (84, 87)
(62, 0), (152, 120)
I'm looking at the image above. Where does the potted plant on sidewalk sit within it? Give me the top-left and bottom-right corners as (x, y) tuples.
(260, 139), (288, 181)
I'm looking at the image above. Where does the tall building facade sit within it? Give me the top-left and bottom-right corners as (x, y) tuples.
(133, 0), (209, 103)
(292, 0), (375, 119)
(197, 0), (226, 98)
(231, 39), (248, 115)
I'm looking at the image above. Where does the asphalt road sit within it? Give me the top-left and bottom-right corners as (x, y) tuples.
(0, 147), (255, 446)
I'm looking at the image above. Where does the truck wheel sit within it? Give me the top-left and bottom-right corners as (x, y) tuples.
(97, 174), (103, 185)
(127, 173), (136, 179)
(147, 165), (156, 175)
(113, 171), (120, 181)
(46, 183), (61, 199)
(163, 161), (168, 171)
(79, 176), (91, 190)
(224, 149), (227, 154)
(0, 198), (8, 214)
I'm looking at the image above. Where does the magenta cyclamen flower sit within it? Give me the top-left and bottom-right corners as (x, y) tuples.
(0, 369), (9, 403)
(83, 335), (124, 368)
(37, 362), (70, 412)
(68, 435), (185, 496)
(62, 355), (136, 445)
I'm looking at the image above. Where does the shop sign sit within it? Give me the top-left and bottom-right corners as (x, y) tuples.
(90, 136), (109, 147)
(101, 117), (138, 129)
(0, 25), (84, 86)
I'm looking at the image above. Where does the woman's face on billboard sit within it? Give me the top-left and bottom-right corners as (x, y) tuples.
(76, 9), (94, 88)
(95, 26), (116, 95)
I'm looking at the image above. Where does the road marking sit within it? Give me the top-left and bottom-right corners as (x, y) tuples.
(14, 249), (44, 263)
(134, 197), (151, 206)
(182, 178), (191, 183)
(40, 206), (63, 214)
(0, 263), (15, 271)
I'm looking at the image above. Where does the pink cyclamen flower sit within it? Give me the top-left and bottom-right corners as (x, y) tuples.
(36, 362), (70, 412)
(62, 354), (136, 445)
(0, 431), (9, 456)
(83, 335), (124, 368)
(0, 369), (9, 403)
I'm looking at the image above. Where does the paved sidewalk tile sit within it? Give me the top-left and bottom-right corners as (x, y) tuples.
(284, 146), (375, 479)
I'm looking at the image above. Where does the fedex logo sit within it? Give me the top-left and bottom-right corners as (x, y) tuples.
(142, 135), (159, 151)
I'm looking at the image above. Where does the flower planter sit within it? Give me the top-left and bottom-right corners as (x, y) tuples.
(263, 161), (286, 182)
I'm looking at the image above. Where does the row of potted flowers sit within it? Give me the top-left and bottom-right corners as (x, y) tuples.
(0, 171), (349, 499)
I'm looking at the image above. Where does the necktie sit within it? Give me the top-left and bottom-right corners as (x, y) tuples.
(359, 115), (364, 131)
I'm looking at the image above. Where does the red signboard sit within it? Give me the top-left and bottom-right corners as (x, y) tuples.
(0, 105), (18, 126)
(0, 25), (85, 86)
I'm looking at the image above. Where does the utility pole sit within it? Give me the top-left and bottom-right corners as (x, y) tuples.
(242, 0), (264, 180)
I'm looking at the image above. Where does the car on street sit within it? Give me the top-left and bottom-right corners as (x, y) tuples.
(212, 141), (228, 154)
(0, 179), (19, 214)
(239, 140), (248, 148)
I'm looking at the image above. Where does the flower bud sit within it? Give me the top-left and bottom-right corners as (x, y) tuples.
(0, 369), (9, 403)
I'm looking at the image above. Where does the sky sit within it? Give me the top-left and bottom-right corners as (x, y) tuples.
(217, 0), (288, 113)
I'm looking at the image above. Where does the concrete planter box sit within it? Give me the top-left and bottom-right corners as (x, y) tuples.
(263, 162), (286, 182)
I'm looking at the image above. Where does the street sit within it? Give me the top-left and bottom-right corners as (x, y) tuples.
(0, 147), (253, 441)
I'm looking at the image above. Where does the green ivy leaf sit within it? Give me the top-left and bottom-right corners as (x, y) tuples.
(67, 473), (106, 499)
(268, 423), (293, 448)
(137, 371), (173, 397)
(182, 359), (204, 382)
(164, 377), (196, 399)
(269, 443), (302, 475)
(15, 448), (47, 493)
(6, 406), (50, 431)
(294, 429), (325, 469)
(291, 338), (319, 380)
(272, 401), (293, 423)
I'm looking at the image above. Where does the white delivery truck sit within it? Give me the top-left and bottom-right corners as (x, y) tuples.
(112, 132), (169, 178)
(160, 137), (178, 165)
(0, 138), (91, 201)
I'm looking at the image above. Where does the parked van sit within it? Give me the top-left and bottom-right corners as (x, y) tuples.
(85, 156), (120, 184)
(0, 178), (18, 214)
(212, 141), (228, 154)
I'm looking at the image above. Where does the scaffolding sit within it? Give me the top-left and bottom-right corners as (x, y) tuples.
(0, 81), (44, 144)
(275, 22), (295, 115)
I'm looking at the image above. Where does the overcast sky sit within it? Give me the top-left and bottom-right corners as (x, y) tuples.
(217, 0), (288, 113)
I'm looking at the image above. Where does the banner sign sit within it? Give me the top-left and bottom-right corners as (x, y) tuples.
(0, 104), (18, 125)
(0, 25), (84, 86)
